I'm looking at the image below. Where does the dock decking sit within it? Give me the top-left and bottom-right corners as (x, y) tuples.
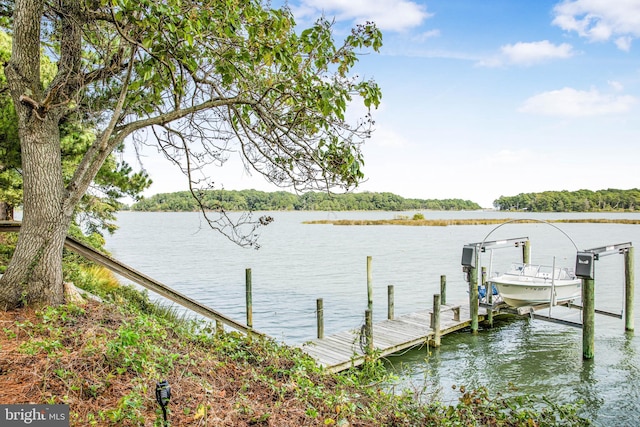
(300, 302), (485, 373)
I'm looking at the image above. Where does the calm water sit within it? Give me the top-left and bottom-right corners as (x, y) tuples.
(104, 210), (640, 425)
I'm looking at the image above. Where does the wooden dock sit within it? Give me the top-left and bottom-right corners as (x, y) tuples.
(300, 302), (486, 373)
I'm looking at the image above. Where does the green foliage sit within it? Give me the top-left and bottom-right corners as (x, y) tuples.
(494, 188), (640, 212)
(0, 31), (152, 229)
(4, 0), (382, 197)
(61, 225), (112, 284)
(130, 189), (481, 212)
(0, 233), (17, 273)
(0, 32), (21, 212)
(435, 385), (590, 426)
(0, 0), (386, 281)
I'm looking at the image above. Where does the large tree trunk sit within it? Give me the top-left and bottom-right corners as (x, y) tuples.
(0, 0), (73, 309)
(0, 117), (70, 309)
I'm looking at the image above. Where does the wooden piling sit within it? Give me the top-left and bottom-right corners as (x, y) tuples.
(367, 256), (373, 313)
(388, 285), (395, 320)
(470, 265), (479, 334)
(624, 247), (634, 332)
(245, 268), (253, 329)
(522, 240), (531, 264)
(432, 294), (441, 347)
(364, 309), (374, 355)
(440, 275), (447, 305)
(481, 266), (486, 294)
(316, 298), (324, 339)
(582, 277), (595, 359)
(482, 266), (493, 327)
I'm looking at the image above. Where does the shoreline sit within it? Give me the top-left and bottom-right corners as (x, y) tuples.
(302, 218), (640, 226)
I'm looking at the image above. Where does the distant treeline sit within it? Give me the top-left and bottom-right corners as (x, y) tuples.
(493, 189), (640, 212)
(129, 190), (482, 212)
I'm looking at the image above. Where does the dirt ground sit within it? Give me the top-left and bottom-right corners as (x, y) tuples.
(0, 302), (366, 426)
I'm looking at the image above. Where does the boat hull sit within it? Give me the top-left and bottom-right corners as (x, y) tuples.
(491, 276), (582, 307)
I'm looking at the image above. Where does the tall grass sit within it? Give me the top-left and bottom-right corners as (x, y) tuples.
(303, 218), (640, 226)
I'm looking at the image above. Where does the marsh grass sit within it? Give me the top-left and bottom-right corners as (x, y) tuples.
(304, 218), (640, 226)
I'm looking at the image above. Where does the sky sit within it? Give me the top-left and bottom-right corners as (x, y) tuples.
(125, 0), (640, 208)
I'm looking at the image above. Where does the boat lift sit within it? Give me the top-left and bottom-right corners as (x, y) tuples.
(461, 237), (530, 333)
(496, 242), (632, 329)
(462, 235), (635, 360)
(460, 236), (581, 331)
(574, 242), (635, 359)
(572, 242), (633, 319)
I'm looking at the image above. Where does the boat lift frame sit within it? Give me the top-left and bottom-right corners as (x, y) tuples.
(460, 217), (634, 360)
(571, 242), (633, 318)
(461, 237), (531, 333)
(465, 236), (586, 330)
(525, 243), (634, 329)
(581, 242), (632, 261)
(574, 241), (635, 359)
(463, 235), (634, 361)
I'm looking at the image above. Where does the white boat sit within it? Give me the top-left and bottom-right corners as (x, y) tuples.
(489, 263), (582, 307)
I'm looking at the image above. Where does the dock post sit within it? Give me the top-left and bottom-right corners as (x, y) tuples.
(367, 256), (373, 313)
(364, 309), (374, 355)
(433, 294), (441, 347)
(624, 247), (634, 332)
(481, 266), (486, 299)
(470, 265), (479, 334)
(522, 240), (531, 264)
(482, 266), (493, 327)
(387, 285), (395, 320)
(246, 268), (253, 329)
(440, 275), (447, 306)
(582, 277), (595, 359)
(316, 298), (324, 339)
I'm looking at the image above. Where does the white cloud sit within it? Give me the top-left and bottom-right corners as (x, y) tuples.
(608, 80), (624, 91)
(475, 57), (502, 68)
(413, 29), (441, 43)
(292, 0), (432, 32)
(501, 41), (575, 65)
(552, 0), (640, 50)
(518, 87), (637, 117)
(615, 36), (633, 51)
(477, 40), (575, 67)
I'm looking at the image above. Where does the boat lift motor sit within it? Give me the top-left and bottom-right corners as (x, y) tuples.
(575, 252), (595, 279)
(461, 245), (477, 281)
(461, 237), (529, 282)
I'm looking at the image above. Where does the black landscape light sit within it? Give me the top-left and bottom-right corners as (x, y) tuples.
(155, 380), (171, 426)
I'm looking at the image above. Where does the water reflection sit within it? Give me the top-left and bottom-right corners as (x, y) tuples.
(386, 316), (640, 425)
(577, 359), (602, 423)
(586, 332), (640, 426)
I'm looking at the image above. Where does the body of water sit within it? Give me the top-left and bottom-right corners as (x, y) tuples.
(104, 210), (640, 425)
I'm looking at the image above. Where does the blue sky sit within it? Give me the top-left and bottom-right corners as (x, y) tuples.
(130, 1), (640, 208)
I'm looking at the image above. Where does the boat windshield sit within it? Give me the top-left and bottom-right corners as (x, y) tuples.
(507, 263), (575, 280)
